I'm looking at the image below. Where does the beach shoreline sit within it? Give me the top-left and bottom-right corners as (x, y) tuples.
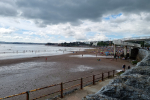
(0, 49), (134, 99)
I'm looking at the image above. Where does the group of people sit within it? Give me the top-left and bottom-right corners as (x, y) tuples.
(122, 64), (130, 71)
(89, 46), (130, 59)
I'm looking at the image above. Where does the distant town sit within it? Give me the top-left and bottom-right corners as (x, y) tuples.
(1, 40), (150, 47)
(0, 41), (113, 47)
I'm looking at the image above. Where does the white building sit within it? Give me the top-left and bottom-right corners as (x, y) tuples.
(92, 41), (98, 46)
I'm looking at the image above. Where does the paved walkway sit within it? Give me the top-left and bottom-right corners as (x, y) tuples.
(58, 78), (114, 100)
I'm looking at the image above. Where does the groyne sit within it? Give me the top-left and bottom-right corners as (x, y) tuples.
(83, 49), (150, 100)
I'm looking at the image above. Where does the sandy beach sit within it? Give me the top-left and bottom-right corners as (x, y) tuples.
(0, 50), (134, 100)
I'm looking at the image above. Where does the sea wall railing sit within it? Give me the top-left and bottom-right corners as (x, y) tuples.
(0, 70), (115, 100)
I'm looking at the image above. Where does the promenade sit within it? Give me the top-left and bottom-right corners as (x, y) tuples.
(58, 78), (113, 100)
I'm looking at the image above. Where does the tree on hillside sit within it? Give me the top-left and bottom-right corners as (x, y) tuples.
(97, 41), (109, 46)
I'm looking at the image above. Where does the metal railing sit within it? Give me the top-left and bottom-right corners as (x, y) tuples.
(0, 70), (115, 100)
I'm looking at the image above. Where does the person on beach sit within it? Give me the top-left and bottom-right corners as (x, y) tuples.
(147, 47), (149, 50)
(122, 57), (125, 60)
(97, 59), (100, 61)
(114, 53), (116, 60)
(116, 56), (118, 61)
(122, 64), (126, 71)
(128, 65), (130, 69)
(119, 56), (121, 59)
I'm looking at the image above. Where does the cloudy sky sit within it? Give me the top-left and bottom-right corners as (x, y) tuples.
(0, 0), (150, 43)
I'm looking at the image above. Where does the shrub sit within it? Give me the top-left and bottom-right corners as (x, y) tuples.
(131, 60), (138, 65)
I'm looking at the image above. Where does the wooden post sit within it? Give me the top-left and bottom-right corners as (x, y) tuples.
(61, 83), (63, 98)
(26, 91), (29, 100)
(108, 71), (110, 78)
(93, 75), (95, 85)
(113, 70), (115, 77)
(81, 78), (83, 89)
(102, 73), (104, 81)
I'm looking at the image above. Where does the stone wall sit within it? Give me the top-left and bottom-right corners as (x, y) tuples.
(83, 49), (150, 100)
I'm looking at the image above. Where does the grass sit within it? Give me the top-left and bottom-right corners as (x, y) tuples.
(116, 71), (124, 76)
(131, 60), (138, 65)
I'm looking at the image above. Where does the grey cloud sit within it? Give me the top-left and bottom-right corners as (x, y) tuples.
(110, 18), (127, 24)
(0, 0), (18, 16)
(1, 0), (150, 26)
(145, 16), (150, 21)
(66, 31), (75, 36)
(63, 26), (71, 31)
(98, 29), (108, 32)
(0, 32), (12, 34)
(34, 20), (47, 27)
(85, 28), (91, 31)
(110, 23), (119, 28)
(76, 36), (87, 41)
(138, 29), (150, 35)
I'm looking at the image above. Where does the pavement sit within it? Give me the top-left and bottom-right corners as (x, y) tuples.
(57, 78), (114, 100)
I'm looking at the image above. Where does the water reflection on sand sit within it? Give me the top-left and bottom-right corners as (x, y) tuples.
(70, 54), (114, 58)
(70, 65), (93, 72)
(0, 62), (56, 72)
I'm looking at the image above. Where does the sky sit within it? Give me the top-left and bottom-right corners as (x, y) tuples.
(0, 0), (150, 43)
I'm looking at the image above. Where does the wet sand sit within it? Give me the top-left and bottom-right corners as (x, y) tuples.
(0, 50), (134, 100)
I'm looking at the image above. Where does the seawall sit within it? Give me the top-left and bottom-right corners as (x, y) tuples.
(83, 49), (150, 100)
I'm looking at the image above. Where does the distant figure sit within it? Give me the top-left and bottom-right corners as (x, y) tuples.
(122, 64), (126, 71)
(128, 65), (130, 69)
(46, 58), (47, 61)
(122, 57), (125, 60)
(116, 56), (118, 61)
(114, 53), (116, 60)
(97, 59), (101, 61)
(82, 54), (83, 57)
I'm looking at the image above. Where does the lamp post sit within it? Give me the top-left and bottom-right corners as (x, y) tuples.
(109, 38), (111, 46)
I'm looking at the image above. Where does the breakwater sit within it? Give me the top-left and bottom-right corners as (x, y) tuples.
(83, 49), (150, 100)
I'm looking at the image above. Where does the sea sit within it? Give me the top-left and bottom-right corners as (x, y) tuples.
(0, 44), (90, 60)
